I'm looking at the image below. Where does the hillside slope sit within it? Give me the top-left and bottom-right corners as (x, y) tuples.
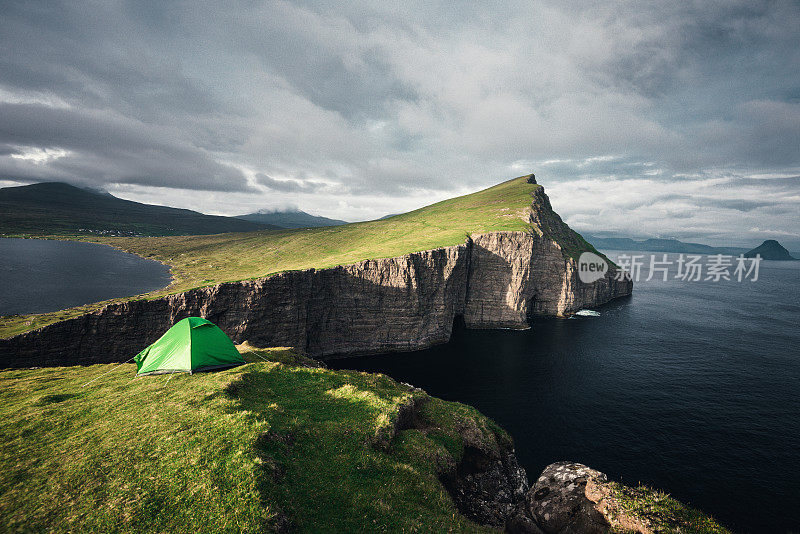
(0, 348), (728, 533)
(0, 182), (276, 236)
(237, 209), (347, 228)
(98, 174), (599, 293)
(0, 348), (517, 533)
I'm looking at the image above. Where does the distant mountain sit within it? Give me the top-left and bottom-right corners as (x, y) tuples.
(236, 209), (347, 229)
(0, 182), (277, 236)
(584, 235), (748, 255)
(744, 240), (797, 261)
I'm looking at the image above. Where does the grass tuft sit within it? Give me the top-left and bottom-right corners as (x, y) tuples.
(606, 481), (730, 533)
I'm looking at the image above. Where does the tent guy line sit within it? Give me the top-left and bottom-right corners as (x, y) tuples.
(240, 345), (271, 365)
(81, 356), (135, 387)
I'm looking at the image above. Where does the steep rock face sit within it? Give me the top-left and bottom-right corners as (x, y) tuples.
(0, 245), (470, 366)
(442, 419), (529, 527)
(463, 182), (632, 327)
(464, 231), (631, 327)
(0, 186), (632, 367)
(375, 387), (530, 527)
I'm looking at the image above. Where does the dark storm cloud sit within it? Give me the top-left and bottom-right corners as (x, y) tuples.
(581, 192), (777, 213)
(256, 174), (324, 193)
(0, 103), (250, 191)
(0, 145), (22, 157)
(676, 196), (776, 212)
(0, 0), (797, 245)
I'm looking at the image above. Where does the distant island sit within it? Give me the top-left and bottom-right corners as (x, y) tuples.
(744, 239), (797, 261)
(584, 234), (800, 260)
(584, 235), (749, 255)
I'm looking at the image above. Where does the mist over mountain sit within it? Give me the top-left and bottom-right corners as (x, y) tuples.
(236, 209), (347, 229)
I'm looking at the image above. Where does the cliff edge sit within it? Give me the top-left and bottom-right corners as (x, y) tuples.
(0, 349), (725, 533)
(508, 462), (729, 533)
(0, 175), (631, 367)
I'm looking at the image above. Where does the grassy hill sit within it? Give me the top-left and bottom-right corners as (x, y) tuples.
(0, 347), (501, 533)
(0, 182), (276, 236)
(1, 174), (600, 337)
(0, 347), (730, 533)
(236, 209), (347, 229)
(101, 175), (541, 293)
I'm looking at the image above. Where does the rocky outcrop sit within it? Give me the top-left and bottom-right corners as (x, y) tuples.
(378, 386), (530, 528)
(506, 461), (729, 534)
(439, 415), (529, 526)
(508, 462), (613, 534)
(0, 183), (632, 367)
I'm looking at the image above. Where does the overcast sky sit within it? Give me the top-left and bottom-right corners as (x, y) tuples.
(1, 1), (798, 248)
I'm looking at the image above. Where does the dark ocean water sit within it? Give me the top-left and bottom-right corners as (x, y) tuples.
(331, 251), (800, 533)
(0, 238), (171, 316)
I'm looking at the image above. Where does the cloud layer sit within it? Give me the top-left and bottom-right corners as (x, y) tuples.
(1, 0), (798, 247)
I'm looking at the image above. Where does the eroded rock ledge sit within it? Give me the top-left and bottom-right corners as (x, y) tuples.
(0, 185), (631, 367)
(505, 461), (729, 534)
(375, 395), (727, 533)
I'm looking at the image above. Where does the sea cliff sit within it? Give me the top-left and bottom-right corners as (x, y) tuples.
(0, 179), (631, 367)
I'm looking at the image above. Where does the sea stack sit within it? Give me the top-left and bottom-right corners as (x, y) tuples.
(744, 239), (797, 261)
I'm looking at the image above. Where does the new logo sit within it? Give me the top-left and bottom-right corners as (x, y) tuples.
(577, 252), (608, 283)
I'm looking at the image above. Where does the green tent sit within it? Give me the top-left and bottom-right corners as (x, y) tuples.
(134, 317), (245, 376)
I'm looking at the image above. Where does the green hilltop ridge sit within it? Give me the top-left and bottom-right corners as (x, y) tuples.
(0, 348), (729, 533)
(98, 174), (600, 293)
(744, 239), (797, 261)
(1, 174), (601, 338)
(0, 182), (277, 236)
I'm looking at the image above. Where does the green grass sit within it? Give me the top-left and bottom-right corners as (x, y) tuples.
(0, 348), (733, 533)
(0, 347), (502, 533)
(1, 175), (601, 339)
(606, 482), (730, 533)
